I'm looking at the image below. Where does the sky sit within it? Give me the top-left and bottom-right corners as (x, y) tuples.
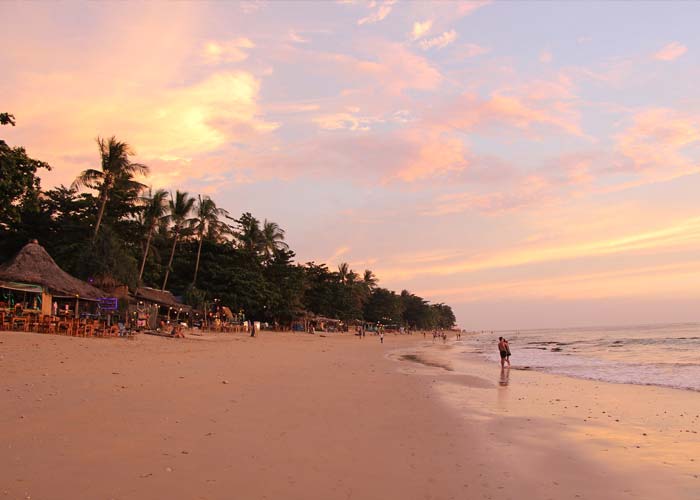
(2, 1), (700, 330)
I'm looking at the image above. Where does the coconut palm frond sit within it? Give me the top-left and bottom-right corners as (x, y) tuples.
(70, 169), (104, 191)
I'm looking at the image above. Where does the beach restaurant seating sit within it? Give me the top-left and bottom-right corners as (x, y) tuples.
(38, 315), (56, 334)
(1, 311), (126, 339)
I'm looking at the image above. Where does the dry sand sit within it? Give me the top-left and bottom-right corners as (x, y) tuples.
(1, 330), (698, 499)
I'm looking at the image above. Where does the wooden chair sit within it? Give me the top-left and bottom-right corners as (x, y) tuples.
(93, 321), (106, 338)
(57, 320), (72, 336)
(0, 312), (10, 331)
(39, 315), (56, 334)
(28, 313), (41, 333)
(12, 316), (28, 332)
(83, 320), (96, 337)
(74, 319), (85, 337)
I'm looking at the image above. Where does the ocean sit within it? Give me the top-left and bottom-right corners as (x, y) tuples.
(460, 323), (700, 392)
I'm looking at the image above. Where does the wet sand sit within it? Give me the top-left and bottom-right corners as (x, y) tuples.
(1, 331), (698, 499)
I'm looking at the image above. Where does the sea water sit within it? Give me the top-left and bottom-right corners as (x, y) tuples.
(460, 323), (700, 392)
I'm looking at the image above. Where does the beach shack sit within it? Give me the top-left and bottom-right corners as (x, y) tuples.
(0, 240), (104, 317)
(130, 286), (191, 329)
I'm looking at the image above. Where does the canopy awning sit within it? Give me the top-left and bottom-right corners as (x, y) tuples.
(0, 281), (44, 294)
(52, 294), (101, 302)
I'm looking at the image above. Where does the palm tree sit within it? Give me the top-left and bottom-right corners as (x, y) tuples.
(235, 212), (262, 254)
(72, 136), (149, 241)
(338, 262), (358, 284)
(161, 190), (196, 291)
(192, 195), (230, 285)
(138, 188), (169, 281)
(363, 269), (378, 290)
(261, 219), (289, 261)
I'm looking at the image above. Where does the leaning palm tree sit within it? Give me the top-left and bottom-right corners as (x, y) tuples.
(161, 190), (196, 291)
(261, 219), (289, 261)
(192, 195), (230, 285)
(72, 136), (149, 241)
(138, 188), (169, 281)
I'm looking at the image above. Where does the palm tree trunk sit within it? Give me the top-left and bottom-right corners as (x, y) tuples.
(193, 232), (204, 285)
(92, 193), (108, 241)
(138, 228), (153, 282)
(162, 231), (179, 291)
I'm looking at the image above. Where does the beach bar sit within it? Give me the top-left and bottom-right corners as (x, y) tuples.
(0, 240), (104, 318)
(130, 286), (191, 329)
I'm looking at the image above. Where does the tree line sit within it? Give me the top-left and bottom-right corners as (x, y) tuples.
(0, 117), (456, 329)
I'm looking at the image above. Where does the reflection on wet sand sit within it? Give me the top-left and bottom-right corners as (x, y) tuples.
(499, 366), (510, 387)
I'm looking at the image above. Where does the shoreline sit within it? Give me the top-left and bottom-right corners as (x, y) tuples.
(2, 330), (698, 499)
(394, 341), (699, 497)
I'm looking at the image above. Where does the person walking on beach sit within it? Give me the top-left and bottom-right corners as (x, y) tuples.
(380, 331), (384, 344)
(251, 322), (256, 338)
(498, 337), (510, 367)
(504, 338), (511, 365)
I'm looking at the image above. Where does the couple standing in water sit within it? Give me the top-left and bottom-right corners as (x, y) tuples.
(498, 336), (511, 368)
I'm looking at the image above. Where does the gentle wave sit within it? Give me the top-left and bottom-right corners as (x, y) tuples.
(461, 323), (700, 392)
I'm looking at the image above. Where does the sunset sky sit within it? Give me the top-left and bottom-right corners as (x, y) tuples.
(3, 1), (700, 329)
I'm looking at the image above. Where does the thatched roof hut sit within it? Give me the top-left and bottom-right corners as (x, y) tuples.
(134, 287), (187, 309)
(0, 241), (104, 300)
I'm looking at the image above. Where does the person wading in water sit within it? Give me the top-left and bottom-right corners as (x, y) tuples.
(498, 337), (510, 368)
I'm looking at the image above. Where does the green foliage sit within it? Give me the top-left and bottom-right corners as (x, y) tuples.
(0, 139), (50, 233)
(364, 288), (405, 325)
(78, 226), (140, 289)
(1, 112), (16, 126)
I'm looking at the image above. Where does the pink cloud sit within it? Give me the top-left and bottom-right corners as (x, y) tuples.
(357, 0), (396, 25)
(653, 42), (687, 61)
(461, 43), (490, 58)
(239, 122), (471, 185)
(429, 92), (583, 137)
(202, 38), (255, 64)
(306, 43), (443, 96)
(423, 175), (555, 216)
(615, 108), (700, 179)
(456, 1), (491, 17)
(411, 19), (433, 40)
(419, 30), (458, 50)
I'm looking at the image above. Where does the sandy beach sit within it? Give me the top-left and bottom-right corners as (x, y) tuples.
(1, 330), (698, 500)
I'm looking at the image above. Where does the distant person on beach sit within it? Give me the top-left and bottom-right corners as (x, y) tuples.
(498, 337), (510, 368)
(504, 338), (511, 364)
(380, 331), (384, 344)
(251, 322), (256, 337)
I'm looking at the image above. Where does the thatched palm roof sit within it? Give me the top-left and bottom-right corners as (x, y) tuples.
(0, 241), (104, 300)
(134, 287), (189, 310)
